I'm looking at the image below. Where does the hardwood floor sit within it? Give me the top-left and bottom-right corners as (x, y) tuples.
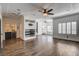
(4, 39), (24, 49)
(1, 35), (79, 56)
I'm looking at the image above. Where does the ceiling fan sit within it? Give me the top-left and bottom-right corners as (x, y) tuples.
(38, 8), (54, 16)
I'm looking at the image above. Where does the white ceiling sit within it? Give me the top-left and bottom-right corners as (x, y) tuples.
(0, 3), (79, 19)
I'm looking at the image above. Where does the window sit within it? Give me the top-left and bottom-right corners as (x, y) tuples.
(58, 21), (76, 35)
(72, 22), (76, 34)
(58, 23), (62, 34)
(62, 23), (66, 34)
(67, 22), (71, 34)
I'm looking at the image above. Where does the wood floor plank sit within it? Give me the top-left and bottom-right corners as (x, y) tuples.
(1, 35), (79, 56)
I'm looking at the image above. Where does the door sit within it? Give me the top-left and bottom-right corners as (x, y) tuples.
(37, 19), (53, 35)
(42, 19), (53, 35)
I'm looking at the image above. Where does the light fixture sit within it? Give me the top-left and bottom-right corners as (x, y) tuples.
(43, 13), (48, 16)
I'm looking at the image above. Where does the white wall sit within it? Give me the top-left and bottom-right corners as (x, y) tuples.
(53, 13), (79, 42)
(0, 5), (3, 48)
(19, 15), (24, 40)
(36, 19), (43, 35)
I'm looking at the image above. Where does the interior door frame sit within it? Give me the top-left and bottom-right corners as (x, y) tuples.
(1, 18), (3, 48)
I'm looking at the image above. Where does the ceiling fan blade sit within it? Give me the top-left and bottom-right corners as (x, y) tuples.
(47, 9), (53, 12)
(48, 13), (54, 15)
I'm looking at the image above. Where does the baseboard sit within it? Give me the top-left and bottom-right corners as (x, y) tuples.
(53, 37), (79, 43)
(16, 38), (24, 41)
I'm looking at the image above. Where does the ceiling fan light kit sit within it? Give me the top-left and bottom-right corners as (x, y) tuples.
(43, 13), (48, 16)
(38, 8), (54, 16)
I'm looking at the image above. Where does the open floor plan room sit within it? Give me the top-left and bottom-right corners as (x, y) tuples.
(1, 3), (79, 56)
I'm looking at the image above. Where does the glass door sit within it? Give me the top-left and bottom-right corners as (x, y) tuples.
(42, 19), (53, 36)
(46, 20), (53, 35)
(37, 19), (53, 36)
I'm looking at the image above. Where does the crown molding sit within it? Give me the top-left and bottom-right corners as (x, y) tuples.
(52, 10), (79, 19)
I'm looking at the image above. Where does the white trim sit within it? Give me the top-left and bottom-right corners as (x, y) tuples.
(53, 10), (79, 18)
(0, 5), (3, 48)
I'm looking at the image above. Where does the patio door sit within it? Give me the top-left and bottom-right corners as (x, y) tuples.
(42, 19), (53, 35)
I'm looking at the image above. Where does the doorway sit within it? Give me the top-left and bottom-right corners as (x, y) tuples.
(42, 20), (53, 35)
(4, 23), (17, 49)
(3, 15), (24, 51)
(37, 19), (53, 36)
